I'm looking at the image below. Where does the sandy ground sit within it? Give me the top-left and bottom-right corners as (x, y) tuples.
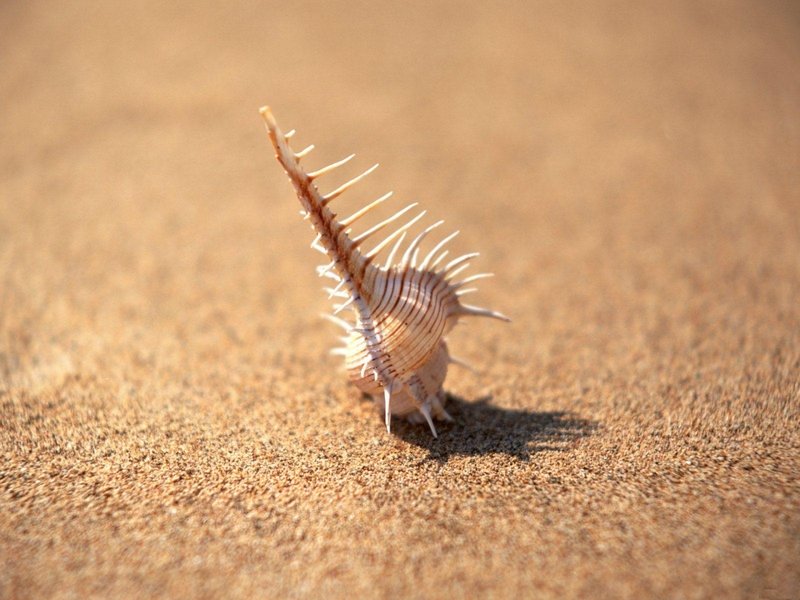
(1, 1), (799, 598)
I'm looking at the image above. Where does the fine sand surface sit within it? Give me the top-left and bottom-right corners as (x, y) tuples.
(2, 1), (799, 598)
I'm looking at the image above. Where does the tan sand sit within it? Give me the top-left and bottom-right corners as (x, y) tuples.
(1, 1), (799, 598)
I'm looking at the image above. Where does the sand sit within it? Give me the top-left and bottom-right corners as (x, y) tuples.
(1, 1), (799, 598)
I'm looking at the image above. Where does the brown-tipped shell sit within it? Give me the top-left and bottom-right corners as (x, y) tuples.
(260, 106), (508, 436)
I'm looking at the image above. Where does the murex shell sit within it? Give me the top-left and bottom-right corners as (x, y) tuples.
(260, 107), (508, 437)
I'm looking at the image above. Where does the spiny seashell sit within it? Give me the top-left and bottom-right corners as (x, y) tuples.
(260, 106), (508, 437)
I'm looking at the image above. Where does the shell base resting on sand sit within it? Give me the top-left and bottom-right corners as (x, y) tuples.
(260, 106), (507, 437)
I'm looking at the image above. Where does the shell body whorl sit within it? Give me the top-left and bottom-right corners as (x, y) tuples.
(344, 265), (457, 416)
(260, 106), (508, 437)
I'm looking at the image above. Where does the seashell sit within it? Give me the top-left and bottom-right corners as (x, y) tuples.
(260, 106), (508, 437)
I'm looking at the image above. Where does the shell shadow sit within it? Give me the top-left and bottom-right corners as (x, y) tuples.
(393, 395), (598, 463)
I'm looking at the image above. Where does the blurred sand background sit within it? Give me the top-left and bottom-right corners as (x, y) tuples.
(1, 0), (799, 598)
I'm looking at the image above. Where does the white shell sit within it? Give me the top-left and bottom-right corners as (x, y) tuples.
(261, 107), (508, 436)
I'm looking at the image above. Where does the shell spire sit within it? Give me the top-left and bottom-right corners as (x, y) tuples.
(260, 106), (508, 437)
